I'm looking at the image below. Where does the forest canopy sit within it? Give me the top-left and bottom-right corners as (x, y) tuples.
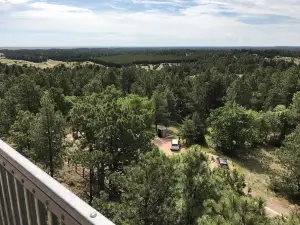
(1, 48), (300, 224)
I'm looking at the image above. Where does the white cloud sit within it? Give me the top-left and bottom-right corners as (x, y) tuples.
(0, 0), (28, 12)
(0, 0), (300, 46)
(0, 0), (28, 4)
(28, 2), (91, 12)
(131, 0), (184, 6)
(193, 0), (300, 19)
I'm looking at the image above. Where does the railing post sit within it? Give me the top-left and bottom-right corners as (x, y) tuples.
(14, 179), (23, 225)
(34, 198), (42, 225)
(47, 210), (53, 225)
(5, 171), (17, 225)
(0, 184), (5, 225)
(24, 188), (32, 225)
(0, 167), (10, 225)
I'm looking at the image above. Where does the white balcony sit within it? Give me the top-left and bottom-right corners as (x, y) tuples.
(0, 139), (114, 225)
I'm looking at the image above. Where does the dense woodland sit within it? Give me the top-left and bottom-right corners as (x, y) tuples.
(2, 47), (300, 66)
(1, 49), (300, 224)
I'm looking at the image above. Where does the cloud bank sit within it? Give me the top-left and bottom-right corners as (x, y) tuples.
(0, 0), (300, 46)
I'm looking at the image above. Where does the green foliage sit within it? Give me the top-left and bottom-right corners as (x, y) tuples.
(30, 91), (66, 177)
(181, 146), (217, 224)
(7, 74), (42, 113)
(258, 105), (294, 146)
(0, 74), (41, 136)
(8, 110), (34, 154)
(0, 98), (12, 136)
(97, 54), (197, 65)
(273, 125), (300, 199)
(121, 66), (135, 95)
(109, 149), (177, 225)
(131, 70), (160, 98)
(152, 90), (170, 128)
(2, 50), (300, 224)
(69, 86), (155, 203)
(289, 92), (300, 124)
(180, 113), (205, 146)
(93, 145), (268, 225)
(191, 72), (227, 120)
(102, 68), (119, 88)
(199, 191), (267, 225)
(209, 103), (258, 153)
(271, 213), (300, 225)
(82, 75), (104, 95)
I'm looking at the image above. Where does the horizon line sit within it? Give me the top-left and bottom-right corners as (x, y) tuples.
(1, 46), (300, 50)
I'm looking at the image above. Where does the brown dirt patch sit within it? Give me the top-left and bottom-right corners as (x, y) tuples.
(57, 163), (87, 200)
(153, 137), (186, 155)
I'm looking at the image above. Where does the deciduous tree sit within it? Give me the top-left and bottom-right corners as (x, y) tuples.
(209, 103), (258, 154)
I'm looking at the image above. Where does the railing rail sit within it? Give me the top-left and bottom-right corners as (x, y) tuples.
(0, 139), (114, 225)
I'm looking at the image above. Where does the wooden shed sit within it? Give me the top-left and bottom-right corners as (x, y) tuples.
(157, 126), (167, 138)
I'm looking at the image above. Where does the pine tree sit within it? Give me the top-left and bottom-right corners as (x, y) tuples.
(112, 149), (177, 225)
(152, 90), (170, 130)
(8, 110), (34, 155)
(199, 191), (267, 225)
(30, 91), (66, 177)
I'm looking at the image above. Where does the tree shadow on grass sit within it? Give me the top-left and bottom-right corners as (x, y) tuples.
(216, 147), (275, 175)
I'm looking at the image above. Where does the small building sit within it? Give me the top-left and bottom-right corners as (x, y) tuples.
(157, 126), (167, 138)
(0, 53), (4, 57)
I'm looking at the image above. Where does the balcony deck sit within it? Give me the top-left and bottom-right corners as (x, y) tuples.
(0, 139), (114, 225)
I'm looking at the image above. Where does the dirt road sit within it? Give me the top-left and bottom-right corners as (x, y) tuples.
(153, 137), (293, 217)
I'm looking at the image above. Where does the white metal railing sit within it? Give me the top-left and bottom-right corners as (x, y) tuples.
(0, 139), (114, 225)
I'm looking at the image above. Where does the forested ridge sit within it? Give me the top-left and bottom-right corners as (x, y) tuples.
(1, 49), (300, 224)
(1, 47), (300, 67)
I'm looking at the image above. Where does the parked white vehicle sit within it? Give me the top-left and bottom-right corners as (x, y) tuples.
(170, 139), (180, 151)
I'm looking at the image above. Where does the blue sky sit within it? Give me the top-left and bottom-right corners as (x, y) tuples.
(0, 0), (300, 47)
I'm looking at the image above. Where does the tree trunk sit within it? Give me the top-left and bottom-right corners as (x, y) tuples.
(142, 192), (150, 225)
(97, 164), (105, 193)
(108, 162), (121, 201)
(48, 130), (54, 177)
(89, 167), (94, 205)
(88, 144), (95, 205)
(26, 131), (31, 155)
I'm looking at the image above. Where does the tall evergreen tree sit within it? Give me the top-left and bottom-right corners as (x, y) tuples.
(8, 110), (34, 155)
(111, 149), (177, 225)
(152, 90), (170, 130)
(30, 91), (66, 177)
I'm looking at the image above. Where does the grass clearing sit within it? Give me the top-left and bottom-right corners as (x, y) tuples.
(0, 56), (176, 70)
(196, 145), (294, 216)
(57, 162), (88, 201)
(0, 57), (103, 69)
(212, 147), (276, 194)
(0, 57), (63, 68)
(273, 56), (300, 65)
(167, 126), (180, 138)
